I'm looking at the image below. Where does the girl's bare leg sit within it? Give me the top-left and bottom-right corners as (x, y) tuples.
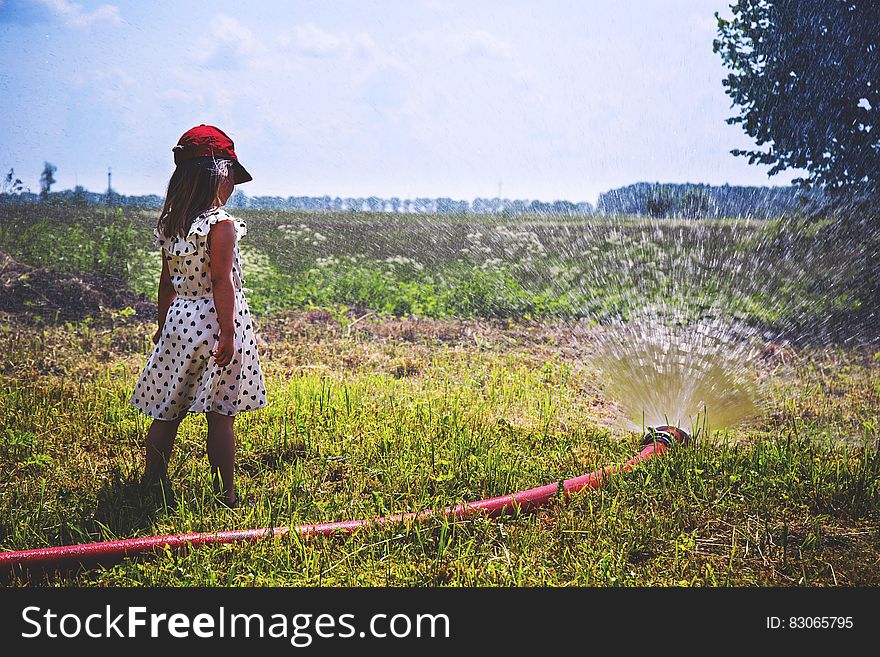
(206, 411), (237, 506)
(143, 415), (185, 484)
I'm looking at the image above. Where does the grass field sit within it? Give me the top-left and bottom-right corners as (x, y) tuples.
(0, 204), (878, 586)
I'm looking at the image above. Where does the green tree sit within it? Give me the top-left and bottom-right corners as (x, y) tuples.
(72, 185), (89, 206)
(680, 186), (713, 218)
(714, 1), (879, 200)
(645, 185), (672, 218)
(39, 161), (56, 199)
(2, 168), (25, 194)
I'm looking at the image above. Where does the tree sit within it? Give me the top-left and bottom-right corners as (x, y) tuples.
(226, 189), (248, 209)
(39, 161), (56, 199)
(714, 1), (880, 200)
(72, 185), (89, 206)
(645, 185), (673, 218)
(2, 168), (25, 194)
(680, 185), (713, 218)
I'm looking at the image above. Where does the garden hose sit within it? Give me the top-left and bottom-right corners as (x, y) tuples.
(0, 426), (689, 575)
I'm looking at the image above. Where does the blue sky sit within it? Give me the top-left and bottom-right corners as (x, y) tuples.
(0, 0), (802, 203)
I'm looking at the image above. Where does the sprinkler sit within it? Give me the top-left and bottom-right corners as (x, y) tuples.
(0, 424), (692, 576)
(641, 425), (691, 448)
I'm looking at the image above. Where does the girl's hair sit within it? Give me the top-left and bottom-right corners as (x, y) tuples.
(156, 158), (232, 239)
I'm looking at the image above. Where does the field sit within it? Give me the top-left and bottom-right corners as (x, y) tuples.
(1, 205), (872, 330)
(0, 204), (878, 586)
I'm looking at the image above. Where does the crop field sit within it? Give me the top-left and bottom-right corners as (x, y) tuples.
(0, 204), (878, 586)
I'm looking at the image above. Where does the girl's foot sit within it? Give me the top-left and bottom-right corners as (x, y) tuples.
(139, 475), (175, 507)
(213, 478), (238, 508)
(218, 488), (252, 508)
(139, 472), (169, 489)
(219, 491), (238, 508)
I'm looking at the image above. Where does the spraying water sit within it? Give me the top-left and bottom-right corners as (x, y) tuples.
(589, 315), (762, 434)
(547, 212), (873, 436)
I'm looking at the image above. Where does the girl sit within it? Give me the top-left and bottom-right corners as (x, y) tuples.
(130, 125), (267, 508)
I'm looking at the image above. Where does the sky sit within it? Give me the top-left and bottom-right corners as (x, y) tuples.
(0, 0), (804, 204)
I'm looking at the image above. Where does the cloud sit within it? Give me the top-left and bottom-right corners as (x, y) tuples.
(36, 0), (121, 28)
(210, 13), (259, 57)
(289, 22), (347, 58)
(157, 17), (399, 153)
(196, 16), (389, 74)
(404, 27), (513, 61)
(282, 22), (386, 66)
(193, 14), (262, 69)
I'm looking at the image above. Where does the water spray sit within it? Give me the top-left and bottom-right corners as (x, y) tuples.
(0, 426), (690, 576)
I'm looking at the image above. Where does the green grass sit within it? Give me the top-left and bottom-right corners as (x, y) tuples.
(0, 314), (877, 586)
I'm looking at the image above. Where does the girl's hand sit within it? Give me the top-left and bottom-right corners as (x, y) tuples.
(212, 332), (235, 368)
(152, 328), (162, 345)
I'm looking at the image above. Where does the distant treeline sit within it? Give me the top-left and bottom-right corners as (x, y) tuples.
(0, 182), (822, 218)
(225, 193), (597, 216)
(0, 188), (165, 209)
(596, 182), (824, 218)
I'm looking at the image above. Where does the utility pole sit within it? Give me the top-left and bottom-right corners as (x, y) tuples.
(107, 167), (112, 205)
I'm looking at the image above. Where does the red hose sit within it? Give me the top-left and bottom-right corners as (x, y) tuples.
(0, 441), (668, 575)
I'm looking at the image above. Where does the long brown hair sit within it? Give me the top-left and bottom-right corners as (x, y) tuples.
(156, 158), (231, 239)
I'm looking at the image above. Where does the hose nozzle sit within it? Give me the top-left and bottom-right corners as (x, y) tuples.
(640, 425), (690, 448)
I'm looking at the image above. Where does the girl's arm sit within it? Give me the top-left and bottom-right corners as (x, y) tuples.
(208, 220), (236, 367)
(153, 255), (176, 344)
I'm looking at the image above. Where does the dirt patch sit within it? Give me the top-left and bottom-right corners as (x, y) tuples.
(355, 315), (472, 343)
(0, 252), (155, 322)
(261, 310), (602, 354)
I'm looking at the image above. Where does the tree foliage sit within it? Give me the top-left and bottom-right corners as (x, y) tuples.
(714, 1), (880, 200)
(2, 169), (25, 195)
(39, 162), (56, 199)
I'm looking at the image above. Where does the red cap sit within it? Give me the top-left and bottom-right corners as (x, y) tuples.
(172, 124), (253, 184)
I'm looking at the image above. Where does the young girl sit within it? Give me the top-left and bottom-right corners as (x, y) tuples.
(130, 125), (267, 508)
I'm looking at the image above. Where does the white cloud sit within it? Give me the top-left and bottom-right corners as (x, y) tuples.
(289, 22), (347, 58)
(404, 27), (513, 61)
(196, 17), (392, 75)
(36, 0), (121, 28)
(211, 13), (259, 57)
(194, 14), (261, 68)
(282, 22), (388, 68)
(156, 18), (398, 154)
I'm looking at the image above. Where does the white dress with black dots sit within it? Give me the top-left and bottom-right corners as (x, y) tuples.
(130, 208), (267, 420)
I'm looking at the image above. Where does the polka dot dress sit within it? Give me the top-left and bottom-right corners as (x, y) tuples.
(130, 208), (267, 420)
